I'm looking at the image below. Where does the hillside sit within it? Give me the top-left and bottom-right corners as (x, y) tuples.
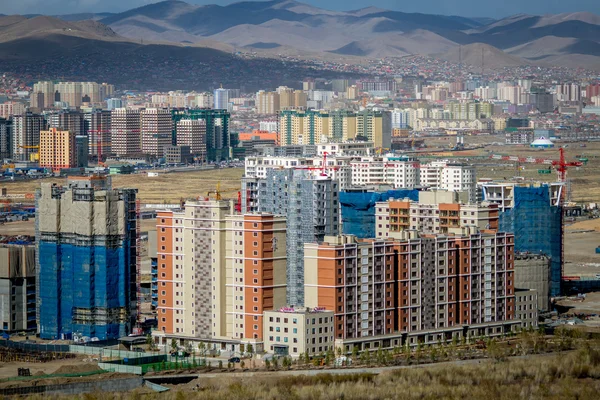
(437, 43), (529, 68)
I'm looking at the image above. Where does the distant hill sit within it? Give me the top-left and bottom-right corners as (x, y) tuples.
(3, 0), (600, 71)
(437, 43), (529, 69)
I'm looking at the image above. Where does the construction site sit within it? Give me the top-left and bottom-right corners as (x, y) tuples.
(36, 176), (139, 340)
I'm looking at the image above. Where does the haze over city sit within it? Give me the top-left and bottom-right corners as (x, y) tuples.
(0, 0), (599, 398)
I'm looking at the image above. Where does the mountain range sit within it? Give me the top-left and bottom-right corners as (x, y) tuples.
(0, 0), (599, 78)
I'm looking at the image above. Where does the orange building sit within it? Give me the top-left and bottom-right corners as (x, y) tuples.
(39, 128), (76, 170)
(238, 130), (278, 144)
(154, 199), (287, 351)
(305, 231), (516, 345)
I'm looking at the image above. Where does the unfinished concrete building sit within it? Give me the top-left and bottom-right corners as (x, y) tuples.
(36, 176), (138, 340)
(514, 253), (551, 311)
(0, 241), (36, 332)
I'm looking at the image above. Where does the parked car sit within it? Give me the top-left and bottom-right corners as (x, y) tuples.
(228, 357), (241, 363)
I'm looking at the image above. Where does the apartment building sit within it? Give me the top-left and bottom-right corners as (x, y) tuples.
(39, 128), (76, 171)
(244, 155), (353, 189)
(304, 230), (517, 349)
(85, 110), (112, 159)
(477, 180), (565, 210)
(256, 91), (280, 115)
(441, 164), (476, 203)
(241, 168), (339, 306)
(176, 119), (207, 161)
(141, 108), (172, 156)
(0, 102), (25, 119)
(154, 201), (287, 351)
(56, 82), (83, 108)
(31, 81), (56, 109)
(263, 308), (335, 357)
(350, 156), (420, 188)
(0, 118), (11, 160)
(375, 191), (499, 238)
(12, 112), (45, 161)
(111, 108), (141, 157)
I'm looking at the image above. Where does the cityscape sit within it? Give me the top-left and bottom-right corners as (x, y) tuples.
(0, 0), (600, 398)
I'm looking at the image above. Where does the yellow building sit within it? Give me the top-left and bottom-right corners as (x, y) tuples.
(39, 128), (76, 170)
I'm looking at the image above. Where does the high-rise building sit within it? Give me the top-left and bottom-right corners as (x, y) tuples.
(56, 82), (83, 108)
(12, 112), (45, 161)
(49, 111), (84, 137)
(31, 81), (56, 109)
(111, 108), (141, 157)
(81, 82), (100, 103)
(36, 176), (138, 340)
(391, 109), (410, 129)
(176, 119), (207, 161)
(99, 83), (115, 101)
(39, 128), (76, 170)
(172, 109), (230, 161)
(0, 241), (36, 333)
(153, 201), (286, 348)
(106, 98), (123, 111)
(242, 169), (339, 306)
(75, 135), (89, 168)
(214, 88), (229, 110)
(0, 102), (25, 119)
(140, 108), (172, 156)
(356, 110), (392, 149)
(419, 160), (477, 203)
(347, 85), (358, 100)
(556, 84), (581, 102)
(85, 110), (112, 160)
(256, 91), (280, 114)
(305, 231), (517, 343)
(0, 118), (11, 160)
(349, 156), (420, 188)
(331, 79), (349, 93)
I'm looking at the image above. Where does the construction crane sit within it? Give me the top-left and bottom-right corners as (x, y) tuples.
(207, 182), (222, 200)
(489, 148), (582, 182)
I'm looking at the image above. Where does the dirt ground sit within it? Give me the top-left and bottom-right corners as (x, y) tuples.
(0, 355), (98, 380)
(557, 292), (600, 316)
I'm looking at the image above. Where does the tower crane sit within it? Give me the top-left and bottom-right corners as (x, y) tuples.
(489, 148), (582, 183)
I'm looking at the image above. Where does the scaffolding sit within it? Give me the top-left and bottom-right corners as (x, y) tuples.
(339, 189), (420, 238)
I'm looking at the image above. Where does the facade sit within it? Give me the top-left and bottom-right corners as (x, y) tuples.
(514, 253), (551, 311)
(49, 111), (84, 137)
(36, 176), (138, 340)
(256, 91), (280, 114)
(263, 308), (335, 357)
(375, 191), (499, 238)
(0, 102), (25, 119)
(141, 108), (172, 156)
(31, 81), (56, 109)
(515, 289), (538, 329)
(75, 135), (89, 168)
(441, 164), (476, 203)
(242, 169), (340, 306)
(0, 118), (11, 160)
(305, 231), (516, 345)
(154, 204), (287, 350)
(356, 110), (391, 149)
(164, 145), (193, 164)
(56, 82), (83, 108)
(214, 88), (229, 110)
(350, 156), (420, 188)
(85, 110), (112, 159)
(111, 108), (141, 157)
(12, 112), (45, 161)
(39, 128), (76, 170)
(172, 109), (230, 161)
(0, 242), (36, 332)
(176, 119), (207, 161)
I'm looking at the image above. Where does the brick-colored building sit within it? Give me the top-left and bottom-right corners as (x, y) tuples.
(305, 229), (516, 346)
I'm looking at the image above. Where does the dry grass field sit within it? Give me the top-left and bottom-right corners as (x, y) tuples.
(0, 168), (244, 204)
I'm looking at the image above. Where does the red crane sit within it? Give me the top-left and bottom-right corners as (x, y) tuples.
(489, 148), (582, 182)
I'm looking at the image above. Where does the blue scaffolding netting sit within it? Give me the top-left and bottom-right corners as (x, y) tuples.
(340, 190), (420, 238)
(496, 186), (563, 297)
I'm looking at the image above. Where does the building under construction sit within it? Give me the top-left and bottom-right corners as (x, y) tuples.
(36, 176), (138, 340)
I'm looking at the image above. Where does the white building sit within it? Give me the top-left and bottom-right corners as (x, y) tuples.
(263, 307), (335, 358)
(214, 88), (229, 110)
(391, 108), (410, 129)
(259, 121), (278, 132)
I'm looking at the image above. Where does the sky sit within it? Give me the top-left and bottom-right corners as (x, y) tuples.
(1, 0), (600, 18)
